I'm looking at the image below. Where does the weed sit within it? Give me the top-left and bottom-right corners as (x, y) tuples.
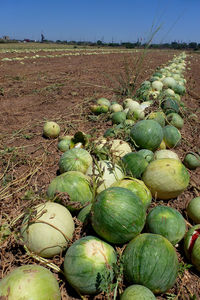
(0, 86), (4, 96)
(165, 293), (177, 300)
(178, 261), (193, 277)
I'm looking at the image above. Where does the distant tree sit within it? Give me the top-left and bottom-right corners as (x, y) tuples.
(188, 42), (198, 49)
(97, 40), (103, 45)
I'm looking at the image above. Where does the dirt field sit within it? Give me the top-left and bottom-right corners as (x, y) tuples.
(0, 45), (200, 299)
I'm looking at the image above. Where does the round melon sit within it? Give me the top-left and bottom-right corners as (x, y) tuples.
(161, 98), (179, 115)
(142, 158), (190, 199)
(97, 97), (110, 107)
(91, 187), (146, 244)
(154, 150), (180, 161)
(183, 153), (200, 170)
(152, 80), (163, 91)
(21, 202), (75, 258)
(123, 99), (140, 111)
(59, 148), (92, 174)
(43, 121), (60, 139)
(109, 139), (132, 159)
(166, 113), (184, 129)
(0, 265), (61, 300)
(86, 160), (124, 193)
(122, 152), (148, 178)
(121, 285), (156, 300)
(147, 111), (165, 127)
(110, 103), (123, 112)
(123, 233), (179, 294)
(112, 111), (127, 124)
(90, 105), (109, 114)
(47, 171), (93, 211)
(64, 236), (117, 294)
(162, 77), (177, 89)
(111, 178), (152, 209)
(163, 125), (181, 148)
(130, 120), (163, 151)
(173, 84), (186, 95)
(184, 225), (200, 271)
(57, 136), (73, 152)
(137, 149), (154, 163)
(146, 206), (186, 245)
(187, 197), (200, 224)
(77, 203), (92, 223)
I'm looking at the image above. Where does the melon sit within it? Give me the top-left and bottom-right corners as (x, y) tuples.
(142, 158), (190, 199)
(154, 150), (180, 161)
(163, 125), (181, 148)
(123, 233), (179, 294)
(43, 121), (60, 139)
(64, 236), (117, 294)
(21, 202), (75, 258)
(183, 153), (200, 170)
(121, 285), (156, 300)
(122, 152), (148, 178)
(112, 111), (127, 124)
(166, 113), (184, 129)
(137, 149), (154, 163)
(97, 97), (110, 107)
(0, 265), (61, 300)
(47, 171), (93, 211)
(130, 120), (163, 151)
(86, 160), (124, 193)
(146, 206), (186, 245)
(59, 148), (92, 174)
(184, 225), (200, 271)
(111, 177), (152, 209)
(147, 111), (165, 127)
(187, 197), (200, 224)
(91, 187), (146, 244)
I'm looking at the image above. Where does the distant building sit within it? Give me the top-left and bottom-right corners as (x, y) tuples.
(3, 35), (9, 40)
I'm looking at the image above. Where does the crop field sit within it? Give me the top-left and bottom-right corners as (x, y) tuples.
(0, 43), (200, 299)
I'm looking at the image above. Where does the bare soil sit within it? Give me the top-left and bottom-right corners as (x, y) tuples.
(0, 48), (200, 299)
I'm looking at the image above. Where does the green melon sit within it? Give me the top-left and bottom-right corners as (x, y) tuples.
(91, 187), (146, 244)
(90, 105), (109, 114)
(163, 125), (181, 148)
(64, 236), (117, 294)
(147, 111), (166, 127)
(112, 111), (127, 124)
(166, 113), (184, 129)
(130, 120), (163, 151)
(123, 233), (179, 294)
(137, 149), (154, 163)
(111, 177), (152, 209)
(77, 203), (92, 223)
(57, 137), (73, 152)
(120, 284), (156, 300)
(97, 97), (111, 107)
(183, 153), (200, 170)
(146, 206), (186, 245)
(142, 158), (190, 199)
(122, 152), (148, 178)
(59, 148), (92, 174)
(47, 171), (93, 211)
(173, 84), (186, 95)
(161, 98), (179, 115)
(187, 197), (200, 224)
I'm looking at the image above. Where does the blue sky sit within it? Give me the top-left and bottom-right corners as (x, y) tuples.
(0, 0), (199, 43)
